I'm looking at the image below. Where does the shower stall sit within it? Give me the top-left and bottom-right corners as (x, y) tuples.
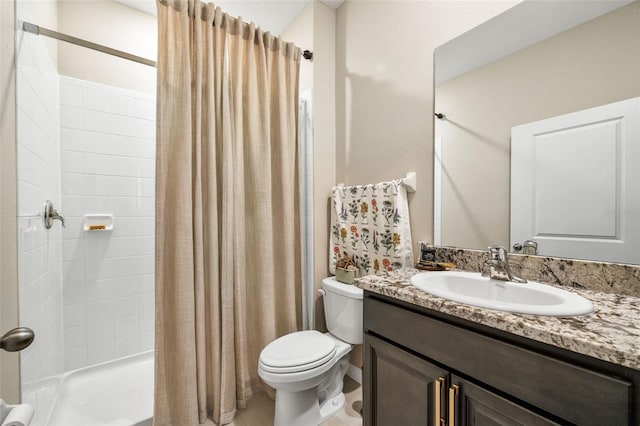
(5, 1), (315, 425)
(14, 1), (157, 424)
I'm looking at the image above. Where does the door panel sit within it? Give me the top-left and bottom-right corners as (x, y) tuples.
(533, 121), (617, 237)
(364, 334), (447, 426)
(511, 97), (640, 263)
(453, 375), (560, 426)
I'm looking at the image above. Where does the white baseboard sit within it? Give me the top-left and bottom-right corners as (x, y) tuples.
(346, 363), (362, 384)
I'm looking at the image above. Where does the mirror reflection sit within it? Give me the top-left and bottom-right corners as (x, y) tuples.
(434, 0), (640, 263)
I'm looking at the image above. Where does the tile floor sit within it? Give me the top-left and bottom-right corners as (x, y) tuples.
(207, 376), (363, 426)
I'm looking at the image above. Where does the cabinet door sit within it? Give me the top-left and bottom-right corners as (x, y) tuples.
(450, 375), (560, 426)
(364, 334), (448, 426)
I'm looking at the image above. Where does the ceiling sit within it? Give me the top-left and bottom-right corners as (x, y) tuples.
(115, 0), (343, 35)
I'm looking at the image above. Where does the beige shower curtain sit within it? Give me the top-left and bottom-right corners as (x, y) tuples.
(154, 1), (302, 424)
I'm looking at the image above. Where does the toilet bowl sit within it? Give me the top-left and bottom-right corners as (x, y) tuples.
(258, 277), (363, 426)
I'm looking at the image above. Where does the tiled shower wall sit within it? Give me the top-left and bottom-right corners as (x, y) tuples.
(16, 26), (64, 426)
(59, 76), (155, 370)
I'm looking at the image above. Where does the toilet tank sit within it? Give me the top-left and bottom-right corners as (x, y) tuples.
(321, 277), (363, 344)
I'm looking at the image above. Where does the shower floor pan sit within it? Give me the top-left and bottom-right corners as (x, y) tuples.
(47, 351), (153, 426)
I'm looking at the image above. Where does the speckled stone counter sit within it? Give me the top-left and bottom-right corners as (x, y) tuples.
(355, 268), (640, 371)
(434, 246), (640, 298)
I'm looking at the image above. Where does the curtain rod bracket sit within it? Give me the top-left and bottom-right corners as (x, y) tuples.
(22, 21), (39, 35)
(303, 50), (313, 61)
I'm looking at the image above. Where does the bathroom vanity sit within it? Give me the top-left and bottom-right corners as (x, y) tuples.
(358, 269), (640, 426)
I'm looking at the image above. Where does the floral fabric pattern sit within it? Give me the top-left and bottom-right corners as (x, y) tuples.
(330, 180), (413, 276)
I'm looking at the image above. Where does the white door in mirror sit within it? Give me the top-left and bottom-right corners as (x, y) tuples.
(511, 97), (640, 264)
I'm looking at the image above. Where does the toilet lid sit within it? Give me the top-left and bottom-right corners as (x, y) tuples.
(259, 330), (337, 373)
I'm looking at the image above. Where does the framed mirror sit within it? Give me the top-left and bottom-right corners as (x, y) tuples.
(434, 0), (640, 263)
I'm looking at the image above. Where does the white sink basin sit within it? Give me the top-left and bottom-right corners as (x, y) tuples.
(410, 271), (594, 316)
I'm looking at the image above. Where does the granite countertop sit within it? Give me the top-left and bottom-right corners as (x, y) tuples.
(355, 268), (640, 371)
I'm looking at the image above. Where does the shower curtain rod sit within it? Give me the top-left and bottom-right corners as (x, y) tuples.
(21, 21), (157, 68)
(21, 22), (313, 66)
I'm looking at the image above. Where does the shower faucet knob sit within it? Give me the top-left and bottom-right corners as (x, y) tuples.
(43, 200), (65, 229)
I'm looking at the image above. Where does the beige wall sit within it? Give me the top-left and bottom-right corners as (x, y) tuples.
(284, 1), (337, 332)
(334, 0), (518, 370)
(281, 2), (314, 94)
(21, 0), (58, 29)
(335, 0), (519, 254)
(311, 2), (336, 331)
(437, 1), (640, 250)
(57, 0), (157, 94)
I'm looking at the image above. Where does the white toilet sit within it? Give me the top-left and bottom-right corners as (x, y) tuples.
(258, 277), (363, 426)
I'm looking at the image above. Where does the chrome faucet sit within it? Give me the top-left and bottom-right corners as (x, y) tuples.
(43, 200), (65, 229)
(484, 246), (526, 283)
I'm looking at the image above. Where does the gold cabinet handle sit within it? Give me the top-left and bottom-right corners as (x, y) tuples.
(434, 377), (445, 426)
(448, 384), (459, 426)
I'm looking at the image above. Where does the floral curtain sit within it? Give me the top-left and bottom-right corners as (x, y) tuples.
(330, 180), (413, 276)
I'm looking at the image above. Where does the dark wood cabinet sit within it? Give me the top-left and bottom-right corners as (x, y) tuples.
(365, 334), (560, 426)
(363, 292), (639, 426)
(364, 334), (447, 425)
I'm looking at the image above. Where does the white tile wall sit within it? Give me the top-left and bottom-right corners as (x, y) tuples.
(59, 76), (155, 371)
(16, 5), (155, 423)
(16, 13), (64, 426)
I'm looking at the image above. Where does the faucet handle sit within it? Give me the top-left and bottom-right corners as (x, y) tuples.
(43, 200), (65, 229)
(56, 211), (66, 228)
(487, 245), (507, 261)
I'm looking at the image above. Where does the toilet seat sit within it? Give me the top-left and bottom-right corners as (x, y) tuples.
(259, 330), (337, 374)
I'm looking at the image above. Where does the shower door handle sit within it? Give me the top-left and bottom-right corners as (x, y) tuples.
(0, 327), (34, 352)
